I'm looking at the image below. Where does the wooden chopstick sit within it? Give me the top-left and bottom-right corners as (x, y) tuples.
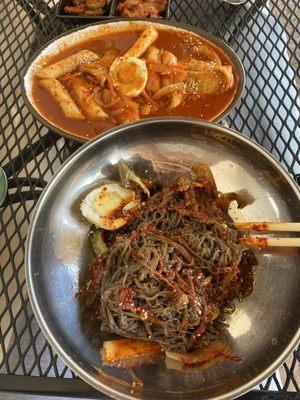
(236, 222), (300, 247)
(238, 237), (300, 247)
(235, 222), (300, 232)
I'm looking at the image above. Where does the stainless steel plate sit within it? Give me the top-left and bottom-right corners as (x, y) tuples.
(26, 118), (300, 400)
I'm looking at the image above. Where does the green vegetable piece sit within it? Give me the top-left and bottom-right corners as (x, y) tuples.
(86, 0), (106, 9)
(118, 160), (150, 198)
(85, 9), (105, 14)
(90, 227), (107, 256)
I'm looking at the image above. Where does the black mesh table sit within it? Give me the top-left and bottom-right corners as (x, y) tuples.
(0, 0), (299, 398)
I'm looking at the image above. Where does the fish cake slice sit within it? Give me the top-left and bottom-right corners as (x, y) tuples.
(166, 340), (228, 366)
(192, 44), (221, 64)
(187, 61), (234, 95)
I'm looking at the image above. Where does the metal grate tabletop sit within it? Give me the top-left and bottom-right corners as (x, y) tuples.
(0, 0), (299, 398)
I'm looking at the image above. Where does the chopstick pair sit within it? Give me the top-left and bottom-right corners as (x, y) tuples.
(235, 222), (300, 247)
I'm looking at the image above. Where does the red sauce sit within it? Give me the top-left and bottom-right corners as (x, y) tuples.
(238, 262), (253, 296)
(252, 222), (268, 231)
(237, 252), (257, 296)
(141, 224), (163, 235)
(239, 236), (268, 247)
(118, 286), (136, 311)
(107, 200), (129, 219)
(255, 237), (267, 247)
(221, 352), (241, 363)
(33, 29), (238, 140)
(89, 254), (107, 286)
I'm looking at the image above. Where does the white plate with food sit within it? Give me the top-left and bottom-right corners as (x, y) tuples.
(26, 118), (300, 400)
(22, 19), (244, 142)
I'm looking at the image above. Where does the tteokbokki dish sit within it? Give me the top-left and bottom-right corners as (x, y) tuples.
(32, 24), (239, 139)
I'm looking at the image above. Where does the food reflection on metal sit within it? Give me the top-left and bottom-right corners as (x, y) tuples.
(165, 340), (241, 372)
(34, 25), (236, 130)
(227, 310), (252, 339)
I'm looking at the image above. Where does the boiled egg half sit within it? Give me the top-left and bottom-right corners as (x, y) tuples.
(80, 183), (139, 230)
(109, 56), (148, 98)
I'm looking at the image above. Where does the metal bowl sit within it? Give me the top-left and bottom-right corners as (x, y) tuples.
(26, 118), (300, 400)
(22, 19), (245, 143)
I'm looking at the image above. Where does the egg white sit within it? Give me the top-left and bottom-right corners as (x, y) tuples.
(80, 183), (139, 230)
(109, 56), (148, 98)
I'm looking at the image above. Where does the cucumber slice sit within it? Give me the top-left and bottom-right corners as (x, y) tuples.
(90, 227), (107, 256)
(85, 9), (104, 14)
(86, 0), (106, 9)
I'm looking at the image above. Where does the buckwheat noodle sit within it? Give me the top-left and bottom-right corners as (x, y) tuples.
(82, 165), (255, 353)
